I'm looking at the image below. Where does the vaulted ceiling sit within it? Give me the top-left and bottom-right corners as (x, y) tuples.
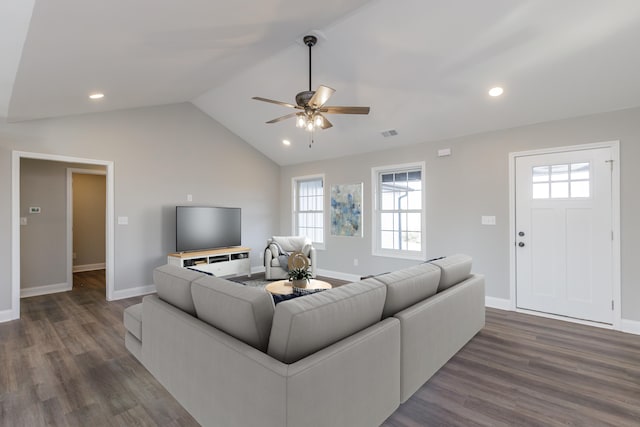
(3, 0), (640, 165)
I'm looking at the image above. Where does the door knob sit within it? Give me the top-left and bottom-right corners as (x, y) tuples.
(518, 242), (525, 247)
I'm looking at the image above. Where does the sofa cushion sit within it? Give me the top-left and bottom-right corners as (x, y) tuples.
(153, 264), (206, 315)
(191, 276), (275, 352)
(375, 263), (441, 318)
(123, 303), (143, 341)
(267, 278), (387, 364)
(430, 254), (472, 292)
(271, 235), (310, 253)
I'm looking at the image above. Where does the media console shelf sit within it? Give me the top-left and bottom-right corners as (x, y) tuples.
(167, 246), (251, 278)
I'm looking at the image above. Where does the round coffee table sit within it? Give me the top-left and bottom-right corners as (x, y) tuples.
(265, 279), (332, 295)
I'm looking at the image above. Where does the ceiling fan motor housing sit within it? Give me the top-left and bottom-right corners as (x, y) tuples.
(295, 90), (315, 107)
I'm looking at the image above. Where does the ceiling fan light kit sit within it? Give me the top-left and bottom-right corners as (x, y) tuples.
(252, 34), (370, 140)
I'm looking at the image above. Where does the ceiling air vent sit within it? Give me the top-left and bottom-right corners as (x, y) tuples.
(381, 129), (398, 138)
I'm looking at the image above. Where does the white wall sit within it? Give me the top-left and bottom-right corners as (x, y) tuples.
(0, 103), (280, 312)
(280, 106), (640, 321)
(20, 159), (105, 289)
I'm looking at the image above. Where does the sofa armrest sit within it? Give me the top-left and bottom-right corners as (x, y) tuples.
(394, 274), (485, 402)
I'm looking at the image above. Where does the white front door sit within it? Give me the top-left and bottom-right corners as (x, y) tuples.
(515, 147), (613, 324)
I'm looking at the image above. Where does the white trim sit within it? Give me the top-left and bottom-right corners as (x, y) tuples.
(73, 263), (106, 273)
(620, 319), (640, 336)
(316, 268), (361, 283)
(0, 309), (17, 323)
(251, 265), (266, 275)
(371, 161), (427, 261)
(9, 151), (115, 323)
(67, 168), (107, 292)
(21, 282), (71, 298)
(508, 141), (621, 328)
(485, 296), (511, 310)
(111, 284), (156, 300)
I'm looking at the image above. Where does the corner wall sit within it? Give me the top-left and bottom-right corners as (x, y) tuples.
(279, 106), (640, 321)
(0, 103), (280, 314)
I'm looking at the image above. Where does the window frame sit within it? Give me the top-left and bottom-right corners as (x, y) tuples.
(371, 162), (426, 260)
(292, 174), (325, 250)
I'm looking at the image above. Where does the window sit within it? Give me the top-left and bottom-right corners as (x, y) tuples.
(293, 175), (324, 247)
(372, 162), (425, 259)
(532, 162), (590, 199)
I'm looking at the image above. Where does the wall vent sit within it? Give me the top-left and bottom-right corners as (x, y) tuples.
(381, 129), (398, 138)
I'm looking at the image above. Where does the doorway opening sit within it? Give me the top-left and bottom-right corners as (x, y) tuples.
(11, 151), (115, 321)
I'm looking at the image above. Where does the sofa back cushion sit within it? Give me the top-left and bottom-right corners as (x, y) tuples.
(271, 235), (311, 256)
(375, 263), (441, 318)
(430, 254), (472, 292)
(191, 276), (275, 352)
(153, 264), (205, 315)
(267, 278), (386, 364)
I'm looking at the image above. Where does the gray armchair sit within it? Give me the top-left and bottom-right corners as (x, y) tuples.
(264, 236), (317, 280)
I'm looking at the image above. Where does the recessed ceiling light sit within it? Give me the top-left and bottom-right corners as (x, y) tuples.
(282, 139), (291, 146)
(89, 93), (104, 100)
(488, 87), (504, 97)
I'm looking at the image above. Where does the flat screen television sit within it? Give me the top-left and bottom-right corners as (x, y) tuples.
(176, 206), (241, 252)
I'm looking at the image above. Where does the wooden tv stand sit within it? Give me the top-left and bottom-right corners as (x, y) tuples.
(167, 246), (251, 277)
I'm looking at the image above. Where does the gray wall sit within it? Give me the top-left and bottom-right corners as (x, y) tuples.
(1, 103), (280, 310)
(20, 159), (105, 289)
(280, 106), (640, 321)
(73, 173), (106, 267)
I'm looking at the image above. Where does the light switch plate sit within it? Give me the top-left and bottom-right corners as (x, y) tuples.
(481, 215), (496, 225)
(20, 217), (27, 226)
(118, 216), (129, 225)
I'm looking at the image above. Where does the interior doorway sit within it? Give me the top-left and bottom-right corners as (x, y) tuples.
(67, 168), (107, 289)
(509, 141), (620, 328)
(10, 151), (115, 321)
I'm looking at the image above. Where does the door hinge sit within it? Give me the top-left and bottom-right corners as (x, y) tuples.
(611, 230), (614, 241)
(612, 300), (614, 310)
(605, 159), (614, 172)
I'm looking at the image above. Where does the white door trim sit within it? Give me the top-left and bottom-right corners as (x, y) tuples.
(66, 168), (107, 295)
(508, 141), (621, 329)
(10, 151), (115, 322)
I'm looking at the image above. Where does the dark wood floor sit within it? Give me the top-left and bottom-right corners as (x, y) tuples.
(2, 271), (640, 426)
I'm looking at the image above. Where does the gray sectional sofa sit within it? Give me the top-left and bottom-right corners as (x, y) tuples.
(124, 254), (485, 427)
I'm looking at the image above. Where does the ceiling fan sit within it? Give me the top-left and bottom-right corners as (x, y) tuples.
(252, 35), (370, 132)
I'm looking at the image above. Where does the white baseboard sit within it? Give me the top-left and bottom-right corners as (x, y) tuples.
(21, 282), (72, 298)
(251, 266), (266, 275)
(316, 269), (361, 283)
(0, 308), (18, 323)
(73, 263), (106, 273)
(110, 284), (156, 301)
(485, 296), (512, 310)
(620, 319), (640, 336)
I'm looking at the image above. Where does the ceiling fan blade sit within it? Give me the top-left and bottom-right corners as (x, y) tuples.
(321, 106), (370, 115)
(318, 114), (333, 130)
(252, 97), (298, 109)
(266, 112), (299, 124)
(308, 85), (335, 108)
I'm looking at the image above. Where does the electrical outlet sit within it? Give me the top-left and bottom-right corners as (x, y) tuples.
(187, 194), (193, 202)
(353, 258), (359, 266)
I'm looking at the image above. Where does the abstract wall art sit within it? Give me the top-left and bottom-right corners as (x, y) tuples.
(330, 183), (363, 237)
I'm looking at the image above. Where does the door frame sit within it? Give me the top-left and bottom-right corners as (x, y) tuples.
(11, 151), (115, 321)
(508, 141), (621, 329)
(67, 168), (108, 289)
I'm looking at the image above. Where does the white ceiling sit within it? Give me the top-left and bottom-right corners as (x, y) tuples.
(3, 0), (640, 165)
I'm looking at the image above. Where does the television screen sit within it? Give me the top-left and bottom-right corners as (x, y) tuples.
(176, 206), (241, 252)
